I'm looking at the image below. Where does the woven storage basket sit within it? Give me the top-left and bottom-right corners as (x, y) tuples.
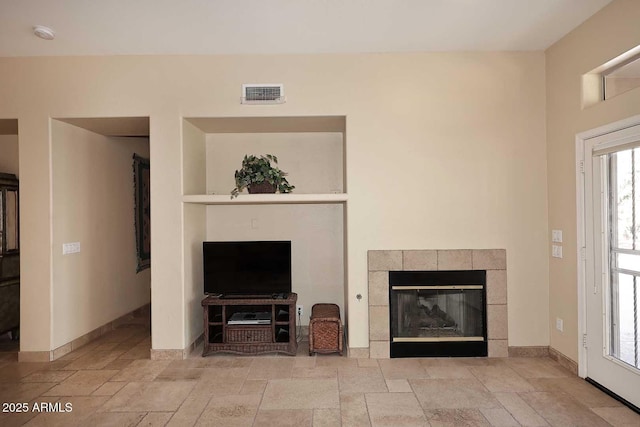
(309, 303), (343, 355)
(226, 326), (271, 343)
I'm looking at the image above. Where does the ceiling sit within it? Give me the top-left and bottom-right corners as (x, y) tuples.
(0, 0), (612, 57)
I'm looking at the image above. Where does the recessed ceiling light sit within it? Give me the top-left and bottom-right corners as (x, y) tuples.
(33, 25), (55, 40)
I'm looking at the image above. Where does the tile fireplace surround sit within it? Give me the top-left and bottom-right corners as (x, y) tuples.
(366, 249), (508, 358)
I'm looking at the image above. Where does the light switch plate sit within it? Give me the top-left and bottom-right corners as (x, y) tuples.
(62, 242), (81, 254)
(552, 229), (563, 243)
(552, 245), (562, 258)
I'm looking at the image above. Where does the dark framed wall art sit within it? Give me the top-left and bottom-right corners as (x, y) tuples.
(133, 154), (150, 272)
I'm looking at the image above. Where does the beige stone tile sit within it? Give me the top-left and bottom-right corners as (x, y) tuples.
(369, 306), (390, 341)
(424, 408), (491, 426)
(368, 250), (403, 271)
(369, 271), (390, 306)
(378, 358), (429, 380)
(247, 357), (293, 380)
(191, 356), (254, 369)
(0, 382), (57, 401)
(110, 359), (171, 381)
(119, 345), (152, 360)
(519, 391), (611, 426)
(365, 392), (426, 426)
(21, 370), (75, 383)
(92, 381), (127, 396)
(0, 362), (51, 381)
(424, 366), (475, 379)
(410, 378), (501, 410)
(369, 341), (390, 359)
(526, 377), (622, 407)
(52, 343), (73, 360)
(165, 388), (211, 427)
(63, 351), (124, 370)
(503, 357), (570, 379)
(357, 358), (379, 367)
(254, 409), (313, 427)
(316, 355), (358, 368)
(24, 396), (109, 427)
(83, 411), (146, 426)
(494, 392), (550, 426)
(437, 250), (472, 270)
(155, 366), (205, 381)
(294, 356), (317, 368)
(469, 365), (534, 392)
(508, 346), (550, 358)
(261, 379), (339, 409)
(292, 366), (338, 379)
(313, 408), (341, 427)
(488, 340), (508, 357)
(195, 369), (244, 397)
(403, 250), (438, 271)
(101, 381), (195, 412)
(196, 394), (261, 426)
(472, 249), (506, 270)
(43, 370), (118, 396)
(591, 406), (640, 426)
(420, 357), (506, 368)
(487, 305), (508, 339)
(386, 379), (412, 392)
(239, 379), (267, 394)
(94, 342), (120, 351)
(101, 358), (134, 371)
(480, 408), (519, 426)
(338, 366), (387, 393)
(138, 412), (174, 427)
(340, 392), (371, 427)
(348, 347), (370, 359)
(486, 270), (507, 305)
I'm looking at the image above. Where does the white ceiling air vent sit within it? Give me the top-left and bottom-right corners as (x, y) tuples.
(241, 84), (285, 104)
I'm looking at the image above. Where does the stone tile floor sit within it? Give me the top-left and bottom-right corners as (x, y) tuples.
(0, 318), (638, 426)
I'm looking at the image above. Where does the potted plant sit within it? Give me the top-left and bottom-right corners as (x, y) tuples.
(231, 154), (295, 198)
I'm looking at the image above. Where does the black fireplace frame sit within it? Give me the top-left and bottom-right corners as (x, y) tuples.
(389, 270), (488, 358)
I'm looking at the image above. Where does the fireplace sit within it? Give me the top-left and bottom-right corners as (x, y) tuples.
(389, 270), (487, 357)
(365, 249), (508, 359)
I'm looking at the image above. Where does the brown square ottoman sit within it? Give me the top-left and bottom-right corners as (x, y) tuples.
(309, 303), (343, 355)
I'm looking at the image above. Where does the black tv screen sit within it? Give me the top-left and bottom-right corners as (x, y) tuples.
(203, 241), (292, 296)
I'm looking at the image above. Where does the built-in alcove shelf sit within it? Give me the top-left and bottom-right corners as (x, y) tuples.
(183, 193), (348, 205)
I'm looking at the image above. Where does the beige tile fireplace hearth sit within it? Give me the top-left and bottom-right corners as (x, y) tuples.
(367, 249), (508, 358)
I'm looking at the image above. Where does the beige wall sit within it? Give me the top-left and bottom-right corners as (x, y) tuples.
(182, 120), (207, 348)
(206, 132), (344, 195)
(546, 0), (640, 362)
(0, 135), (19, 176)
(51, 120), (151, 348)
(0, 52), (548, 353)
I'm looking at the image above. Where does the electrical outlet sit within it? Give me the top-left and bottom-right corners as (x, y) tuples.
(552, 245), (563, 258)
(62, 242), (81, 254)
(296, 304), (303, 317)
(556, 318), (564, 332)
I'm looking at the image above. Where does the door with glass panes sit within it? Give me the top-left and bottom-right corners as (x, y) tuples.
(584, 124), (640, 408)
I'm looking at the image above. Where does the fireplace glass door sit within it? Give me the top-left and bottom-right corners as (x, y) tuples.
(391, 286), (484, 342)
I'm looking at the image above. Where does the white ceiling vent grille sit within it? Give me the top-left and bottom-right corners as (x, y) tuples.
(241, 84), (285, 104)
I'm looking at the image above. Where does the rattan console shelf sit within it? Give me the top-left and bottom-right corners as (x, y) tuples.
(201, 293), (298, 356)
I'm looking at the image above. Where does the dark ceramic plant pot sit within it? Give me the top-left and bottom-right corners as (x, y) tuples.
(248, 182), (277, 194)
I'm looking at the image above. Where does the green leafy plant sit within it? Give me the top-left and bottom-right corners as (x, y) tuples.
(231, 154), (295, 198)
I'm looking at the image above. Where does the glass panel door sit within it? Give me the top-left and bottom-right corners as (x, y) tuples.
(609, 148), (640, 369)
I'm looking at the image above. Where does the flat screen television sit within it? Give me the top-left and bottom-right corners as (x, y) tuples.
(203, 241), (292, 297)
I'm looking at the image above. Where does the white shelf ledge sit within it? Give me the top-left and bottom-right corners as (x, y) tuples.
(182, 193), (348, 205)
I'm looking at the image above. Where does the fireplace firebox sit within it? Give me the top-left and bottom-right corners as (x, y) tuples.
(389, 270), (487, 357)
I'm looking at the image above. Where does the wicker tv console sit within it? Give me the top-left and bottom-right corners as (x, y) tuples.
(201, 293), (298, 356)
